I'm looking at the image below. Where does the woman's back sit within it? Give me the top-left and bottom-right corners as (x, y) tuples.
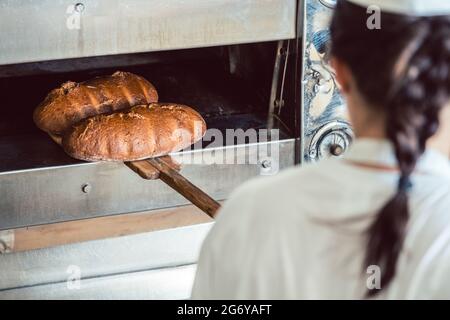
(192, 139), (450, 299)
(193, 0), (450, 299)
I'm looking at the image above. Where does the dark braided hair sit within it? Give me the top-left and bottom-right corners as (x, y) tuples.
(330, 0), (450, 296)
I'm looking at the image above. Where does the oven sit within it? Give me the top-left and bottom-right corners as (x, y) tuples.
(0, 0), (352, 299)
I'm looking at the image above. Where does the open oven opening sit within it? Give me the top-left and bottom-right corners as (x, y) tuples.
(0, 41), (297, 172)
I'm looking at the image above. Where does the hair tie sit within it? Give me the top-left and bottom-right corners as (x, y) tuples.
(398, 175), (413, 193)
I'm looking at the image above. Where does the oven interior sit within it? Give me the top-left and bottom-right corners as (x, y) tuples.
(0, 41), (299, 173)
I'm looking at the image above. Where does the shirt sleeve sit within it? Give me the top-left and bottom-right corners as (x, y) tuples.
(190, 181), (258, 299)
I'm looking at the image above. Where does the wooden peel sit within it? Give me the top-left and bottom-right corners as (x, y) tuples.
(49, 133), (220, 218)
(126, 157), (220, 219)
(149, 158), (219, 218)
(125, 156), (181, 180)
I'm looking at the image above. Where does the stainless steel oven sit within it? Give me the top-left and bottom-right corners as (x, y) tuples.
(0, 0), (352, 299)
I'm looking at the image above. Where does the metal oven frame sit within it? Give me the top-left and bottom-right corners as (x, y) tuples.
(0, 0), (351, 299)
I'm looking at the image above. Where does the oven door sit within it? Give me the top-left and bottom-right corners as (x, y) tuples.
(0, 0), (296, 65)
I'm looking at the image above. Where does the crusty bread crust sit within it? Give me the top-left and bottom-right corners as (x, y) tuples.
(33, 71), (158, 135)
(62, 103), (206, 162)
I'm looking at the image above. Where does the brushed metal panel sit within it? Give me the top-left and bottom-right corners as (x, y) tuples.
(0, 139), (295, 230)
(0, 264), (197, 300)
(0, 223), (212, 291)
(0, 0), (296, 65)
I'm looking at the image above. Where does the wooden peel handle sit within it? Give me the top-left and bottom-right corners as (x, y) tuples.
(147, 158), (221, 219)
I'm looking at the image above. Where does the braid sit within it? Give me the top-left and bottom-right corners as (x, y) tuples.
(365, 16), (450, 296)
(330, 1), (450, 297)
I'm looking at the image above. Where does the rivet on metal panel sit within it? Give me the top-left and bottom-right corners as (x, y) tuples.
(75, 3), (85, 13)
(81, 183), (92, 194)
(261, 159), (272, 169)
(259, 157), (278, 176)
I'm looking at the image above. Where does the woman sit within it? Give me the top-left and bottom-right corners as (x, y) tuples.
(192, 0), (450, 299)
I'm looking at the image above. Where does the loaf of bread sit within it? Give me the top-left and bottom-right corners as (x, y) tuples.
(62, 103), (206, 161)
(33, 71), (158, 135)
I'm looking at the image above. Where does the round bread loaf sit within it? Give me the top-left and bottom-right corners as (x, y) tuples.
(33, 71), (158, 135)
(62, 103), (206, 161)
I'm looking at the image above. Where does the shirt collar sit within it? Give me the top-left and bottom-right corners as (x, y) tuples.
(343, 138), (450, 178)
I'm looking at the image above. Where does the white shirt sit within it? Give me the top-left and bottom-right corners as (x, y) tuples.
(192, 138), (450, 299)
